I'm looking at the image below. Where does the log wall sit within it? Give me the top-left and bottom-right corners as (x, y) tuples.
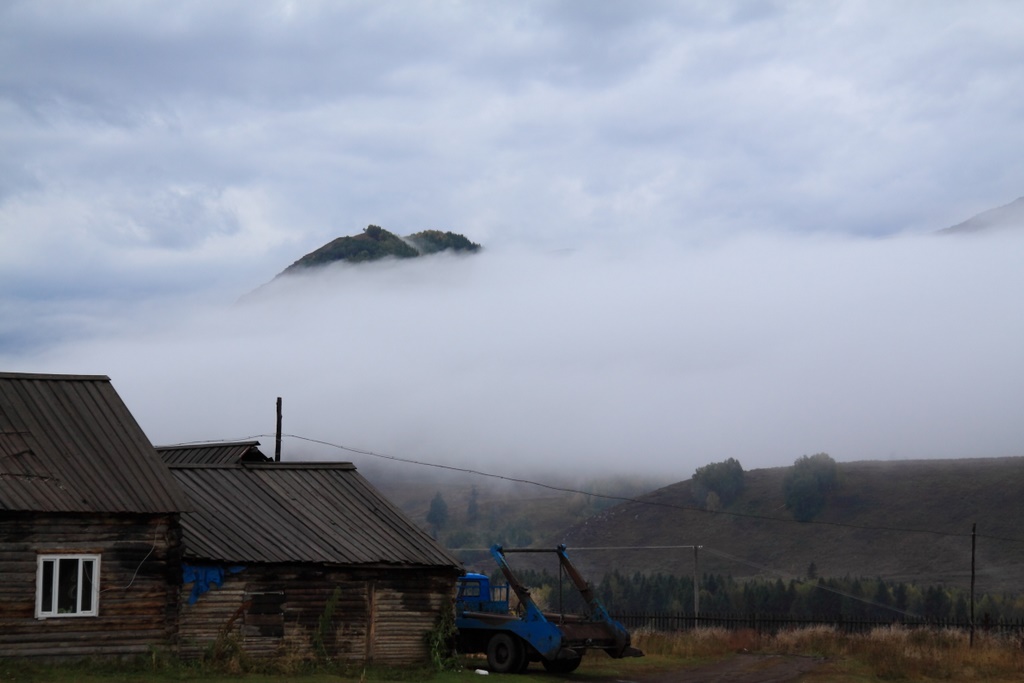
(178, 565), (457, 665)
(0, 511), (183, 658)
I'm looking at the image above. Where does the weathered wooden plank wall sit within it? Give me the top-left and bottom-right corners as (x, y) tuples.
(369, 576), (453, 664)
(177, 565), (456, 665)
(0, 512), (183, 658)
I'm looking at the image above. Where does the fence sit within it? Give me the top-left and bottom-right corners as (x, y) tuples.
(613, 612), (1024, 636)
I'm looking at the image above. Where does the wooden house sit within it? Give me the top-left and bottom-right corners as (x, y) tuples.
(158, 444), (462, 665)
(0, 372), (460, 665)
(0, 372), (190, 658)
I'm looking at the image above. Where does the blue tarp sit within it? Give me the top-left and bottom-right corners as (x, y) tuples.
(182, 563), (246, 605)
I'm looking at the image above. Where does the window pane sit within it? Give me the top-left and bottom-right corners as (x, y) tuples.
(57, 558), (79, 614)
(80, 559), (94, 612)
(41, 559), (55, 613)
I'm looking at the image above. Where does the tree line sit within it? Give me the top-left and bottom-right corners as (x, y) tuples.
(507, 568), (1024, 623)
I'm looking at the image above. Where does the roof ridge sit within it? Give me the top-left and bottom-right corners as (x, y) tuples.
(0, 372), (111, 381)
(168, 461), (356, 470)
(156, 440), (261, 449)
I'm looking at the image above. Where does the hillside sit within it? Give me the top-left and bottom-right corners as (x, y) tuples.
(549, 457), (1024, 593)
(939, 196), (1024, 235)
(278, 224), (481, 275)
(356, 462), (671, 571)
(361, 456), (1024, 593)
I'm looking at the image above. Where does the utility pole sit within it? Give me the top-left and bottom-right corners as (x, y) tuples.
(970, 522), (976, 648)
(275, 397), (282, 462)
(693, 545), (701, 624)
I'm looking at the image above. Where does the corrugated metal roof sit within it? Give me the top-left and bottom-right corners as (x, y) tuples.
(169, 462), (460, 569)
(0, 372), (190, 513)
(157, 441), (271, 465)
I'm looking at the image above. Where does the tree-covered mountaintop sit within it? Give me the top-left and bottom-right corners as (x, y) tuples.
(279, 225), (481, 276)
(405, 229), (481, 255)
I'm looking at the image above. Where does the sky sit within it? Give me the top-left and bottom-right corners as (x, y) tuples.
(2, 1), (1023, 480)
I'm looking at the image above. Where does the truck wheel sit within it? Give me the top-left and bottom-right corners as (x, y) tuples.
(486, 633), (524, 673)
(542, 657), (582, 673)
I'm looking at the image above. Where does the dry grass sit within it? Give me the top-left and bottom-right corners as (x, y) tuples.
(844, 626), (1024, 680)
(632, 626), (735, 659)
(634, 625), (1024, 680)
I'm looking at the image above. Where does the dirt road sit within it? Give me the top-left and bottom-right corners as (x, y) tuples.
(576, 654), (827, 683)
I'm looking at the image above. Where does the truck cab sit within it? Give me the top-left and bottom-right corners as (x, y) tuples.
(456, 572), (510, 614)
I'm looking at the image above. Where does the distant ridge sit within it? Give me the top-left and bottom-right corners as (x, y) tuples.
(278, 225), (481, 277)
(939, 196), (1024, 235)
(547, 456), (1024, 592)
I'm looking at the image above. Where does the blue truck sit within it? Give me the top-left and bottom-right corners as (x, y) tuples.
(454, 545), (643, 673)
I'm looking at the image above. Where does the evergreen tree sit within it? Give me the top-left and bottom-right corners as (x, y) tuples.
(426, 492), (449, 536)
(923, 586), (951, 619)
(871, 579), (893, 619)
(783, 453), (840, 521)
(691, 457), (745, 507)
(466, 486), (480, 521)
(894, 582), (909, 612)
(953, 593), (969, 620)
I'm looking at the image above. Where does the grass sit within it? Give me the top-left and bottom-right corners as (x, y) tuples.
(632, 624), (1024, 681)
(3, 627), (1022, 682)
(0, 658), (434, 683)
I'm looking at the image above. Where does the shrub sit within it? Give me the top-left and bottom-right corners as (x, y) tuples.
(783, 453), (839, 521)
(691, 458), (745, 508)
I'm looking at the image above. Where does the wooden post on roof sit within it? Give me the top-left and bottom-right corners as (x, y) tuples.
(275, 397), (282, 462)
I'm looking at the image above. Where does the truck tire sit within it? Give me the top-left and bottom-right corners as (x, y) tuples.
(486, 633), (524, 673)
(542, 657), (582, 673)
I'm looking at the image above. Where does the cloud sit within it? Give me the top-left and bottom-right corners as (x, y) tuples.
(6, 230), (1023, 480)
(4, 1), (1024, 270)
(2, 2), (1024, 480)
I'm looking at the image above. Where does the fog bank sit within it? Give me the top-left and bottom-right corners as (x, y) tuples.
(7, 230), (1024, 479)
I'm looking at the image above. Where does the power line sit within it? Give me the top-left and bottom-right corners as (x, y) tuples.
(203, 432), (1024, 546)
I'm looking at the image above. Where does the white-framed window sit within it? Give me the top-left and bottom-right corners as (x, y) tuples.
(36, 554), (100, 618)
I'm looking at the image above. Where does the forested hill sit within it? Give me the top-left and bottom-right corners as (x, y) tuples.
(550, 456), (1024, 593)
(278, 224), (481, 276)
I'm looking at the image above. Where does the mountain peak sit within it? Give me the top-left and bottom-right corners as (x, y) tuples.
(279, 225), (481, 276)
(939, 196), (1024, 235)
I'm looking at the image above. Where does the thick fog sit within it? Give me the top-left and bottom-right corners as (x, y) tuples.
(3, 2), (1024, 480)
(7, 229), (1022, 478)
